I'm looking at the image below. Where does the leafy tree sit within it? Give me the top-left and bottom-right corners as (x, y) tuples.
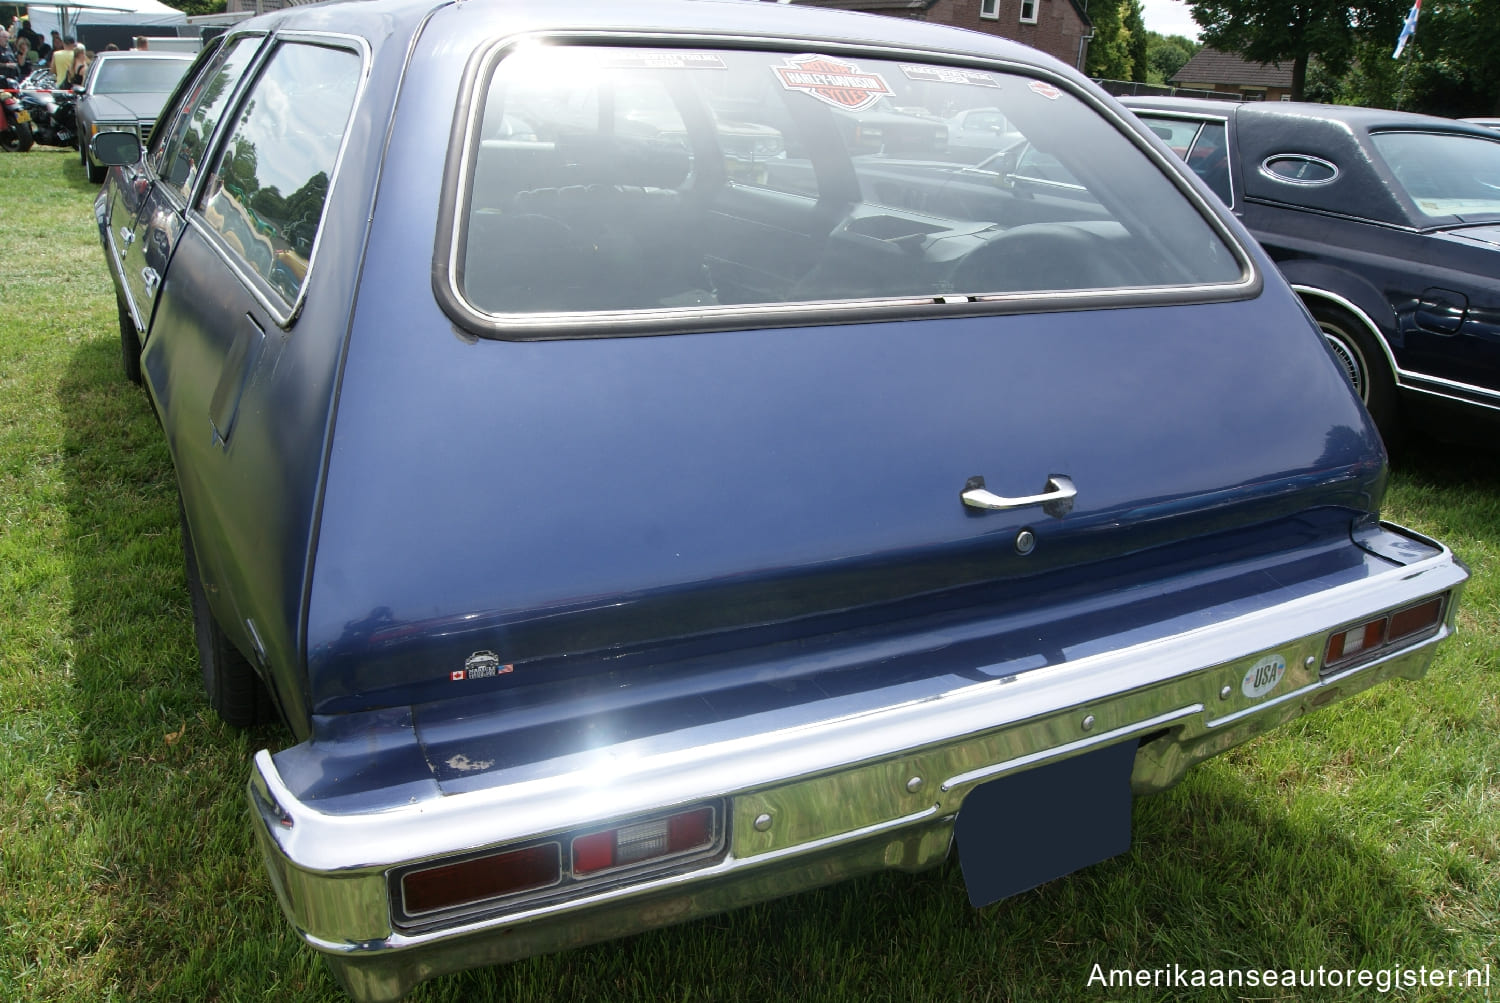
(1146, 32), (1199, 83)
(1124, 0), (1150, 81)
(1086, 0), (1135, 79)
(1184, 0), (1405, 100)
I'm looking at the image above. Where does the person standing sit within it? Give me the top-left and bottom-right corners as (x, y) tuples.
(66, 42), (88, 87)
(48, 34), (75, 82)
(0, 28), (17, 80)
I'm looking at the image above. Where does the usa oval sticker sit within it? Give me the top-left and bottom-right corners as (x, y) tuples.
(1241, 654), (1286, 698)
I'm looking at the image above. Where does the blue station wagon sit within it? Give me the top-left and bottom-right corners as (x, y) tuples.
(92, 2), (1467, 999)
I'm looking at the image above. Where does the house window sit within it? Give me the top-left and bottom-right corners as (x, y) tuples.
(1019, 0), (1038, 22)
(980, 0), (999, 19)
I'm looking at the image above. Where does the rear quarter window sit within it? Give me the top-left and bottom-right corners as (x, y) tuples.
(446, 45), (1248, 331)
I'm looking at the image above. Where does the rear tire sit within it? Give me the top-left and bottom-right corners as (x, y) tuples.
(2, 120), (34, 153)
(86, 151), (106, 183)
(180, 500), (273, 729)
(1306, 298), (1399, 442)
(118, 295), (143, 385)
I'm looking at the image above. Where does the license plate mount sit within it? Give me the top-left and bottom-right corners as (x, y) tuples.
(954, 740), (1136, 907)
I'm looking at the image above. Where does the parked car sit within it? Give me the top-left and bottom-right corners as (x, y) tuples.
(944, 105), (1023, 162)
(77, 49), (193, 182)
(92, 4), (1467, 1000)
(1123, 96), (1500, 441)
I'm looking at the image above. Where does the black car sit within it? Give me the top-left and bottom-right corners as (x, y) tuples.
(1123, 96), (1500, 441)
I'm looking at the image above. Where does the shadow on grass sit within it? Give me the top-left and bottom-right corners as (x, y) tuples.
(59, 335), (324, 999)
(57, 334), (1472, 1001)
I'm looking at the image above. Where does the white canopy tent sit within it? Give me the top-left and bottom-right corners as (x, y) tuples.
(24, 0), (188, 41)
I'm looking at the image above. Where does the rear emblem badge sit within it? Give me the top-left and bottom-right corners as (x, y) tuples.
(452, 651), (513, 682)
(1241, 654), (1286, 698)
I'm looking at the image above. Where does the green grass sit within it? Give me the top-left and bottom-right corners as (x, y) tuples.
(1, 146), (1496, 1002)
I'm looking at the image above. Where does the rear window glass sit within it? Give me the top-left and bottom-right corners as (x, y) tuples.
(92, 56), (191, 95)
(455, 46), (1244, 318)
(1372, 131), (1500, 219)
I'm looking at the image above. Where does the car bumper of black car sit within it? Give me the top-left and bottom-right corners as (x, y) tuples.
(250, 522), (1466, 1003)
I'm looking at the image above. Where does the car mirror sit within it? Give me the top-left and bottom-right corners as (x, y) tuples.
(92, 131), (142, 167)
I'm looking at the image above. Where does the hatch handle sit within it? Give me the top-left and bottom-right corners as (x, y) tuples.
(962, 474), (1076, 518)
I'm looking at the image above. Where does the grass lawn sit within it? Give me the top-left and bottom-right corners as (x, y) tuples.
(1, 146), (1495, 1002)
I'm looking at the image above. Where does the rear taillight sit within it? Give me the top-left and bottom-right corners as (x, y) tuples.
(393, 801), (723, 927)
(400, 842), (560, 918)
(572, 805), (715, 876)
(1324, 595), (1447, 671)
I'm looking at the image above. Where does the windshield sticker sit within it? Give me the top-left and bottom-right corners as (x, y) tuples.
(606, 52), (727, 70)
(1241, 654), (1286, 698)
(900, 64), (1001, 88)
(774, 54), (892, 111)
(1028, 80), (1062, 100)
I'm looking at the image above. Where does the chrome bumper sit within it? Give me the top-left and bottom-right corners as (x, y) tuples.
(250, 532), (1466, 1002)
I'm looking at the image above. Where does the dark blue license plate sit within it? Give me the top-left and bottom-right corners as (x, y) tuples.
(954, 740), (1136, 907)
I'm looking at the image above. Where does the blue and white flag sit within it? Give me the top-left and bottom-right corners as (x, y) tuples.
(1393, 0), (1421, 59)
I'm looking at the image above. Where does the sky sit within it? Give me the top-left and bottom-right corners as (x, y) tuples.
(1138, 0), (1202, 41)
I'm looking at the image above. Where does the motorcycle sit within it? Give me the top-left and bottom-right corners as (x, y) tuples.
(1, 79), (34, 152)
(15, 70), (77, 149)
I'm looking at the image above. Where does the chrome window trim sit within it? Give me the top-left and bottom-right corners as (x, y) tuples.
(433, 32), (1260, 341)
(1259, 153), (1339, 186)
(185, 31), (373, 330)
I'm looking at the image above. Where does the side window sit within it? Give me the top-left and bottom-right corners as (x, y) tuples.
(1185, 122), (1231, 204)
(152, 36), (261, 199)
(198, 42), (361, 305)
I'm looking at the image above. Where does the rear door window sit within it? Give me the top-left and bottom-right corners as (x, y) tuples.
(449, 46), (1247, 328)
(196, 41), (361, 306)
(152, 36), (263, 200)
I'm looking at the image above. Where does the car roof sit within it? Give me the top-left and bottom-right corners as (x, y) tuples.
(234, 0), (1078, 74)
(91, 50), (195, 63)
(1118, 95), (1243, 117)
(1122, 95), (1499, 137)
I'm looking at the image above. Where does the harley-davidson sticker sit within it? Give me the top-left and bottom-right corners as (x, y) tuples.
(773, 54), (892, 111)
(1028, 80), (1062, 100)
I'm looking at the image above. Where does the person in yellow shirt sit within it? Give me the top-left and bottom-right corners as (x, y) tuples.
(48, 34), (74, 82)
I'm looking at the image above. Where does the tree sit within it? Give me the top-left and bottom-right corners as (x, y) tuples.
(1184, 0), (1405, 100)
(1085, 0), (1135, 80)
(1146, 33), (1198, 84)
(1124, 0), (1151, 82)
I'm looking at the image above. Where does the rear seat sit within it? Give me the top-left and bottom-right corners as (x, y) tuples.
(462, 135), (715, 314)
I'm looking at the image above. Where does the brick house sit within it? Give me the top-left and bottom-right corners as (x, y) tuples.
(1170, 47), (1293, 101)
(791, 0), (1094, 71)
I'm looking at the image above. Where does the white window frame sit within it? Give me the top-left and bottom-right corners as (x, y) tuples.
(980, 0), (1000, 20)
(1019, 0), (1039, 23)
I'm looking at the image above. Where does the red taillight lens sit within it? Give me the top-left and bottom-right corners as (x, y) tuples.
(1324, 595), (1447, 670)
(401, 842), (560, 916)
(1388, 597), (1444, 641)
(571, 806), (716, 876)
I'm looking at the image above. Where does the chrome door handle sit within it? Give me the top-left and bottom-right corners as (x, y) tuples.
(119, 226), (134, 245)
(961, 474), (1076, 517)
(141, 266), (160, 297)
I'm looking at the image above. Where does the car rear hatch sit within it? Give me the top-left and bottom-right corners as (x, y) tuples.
(305, 284), (1385, 721)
